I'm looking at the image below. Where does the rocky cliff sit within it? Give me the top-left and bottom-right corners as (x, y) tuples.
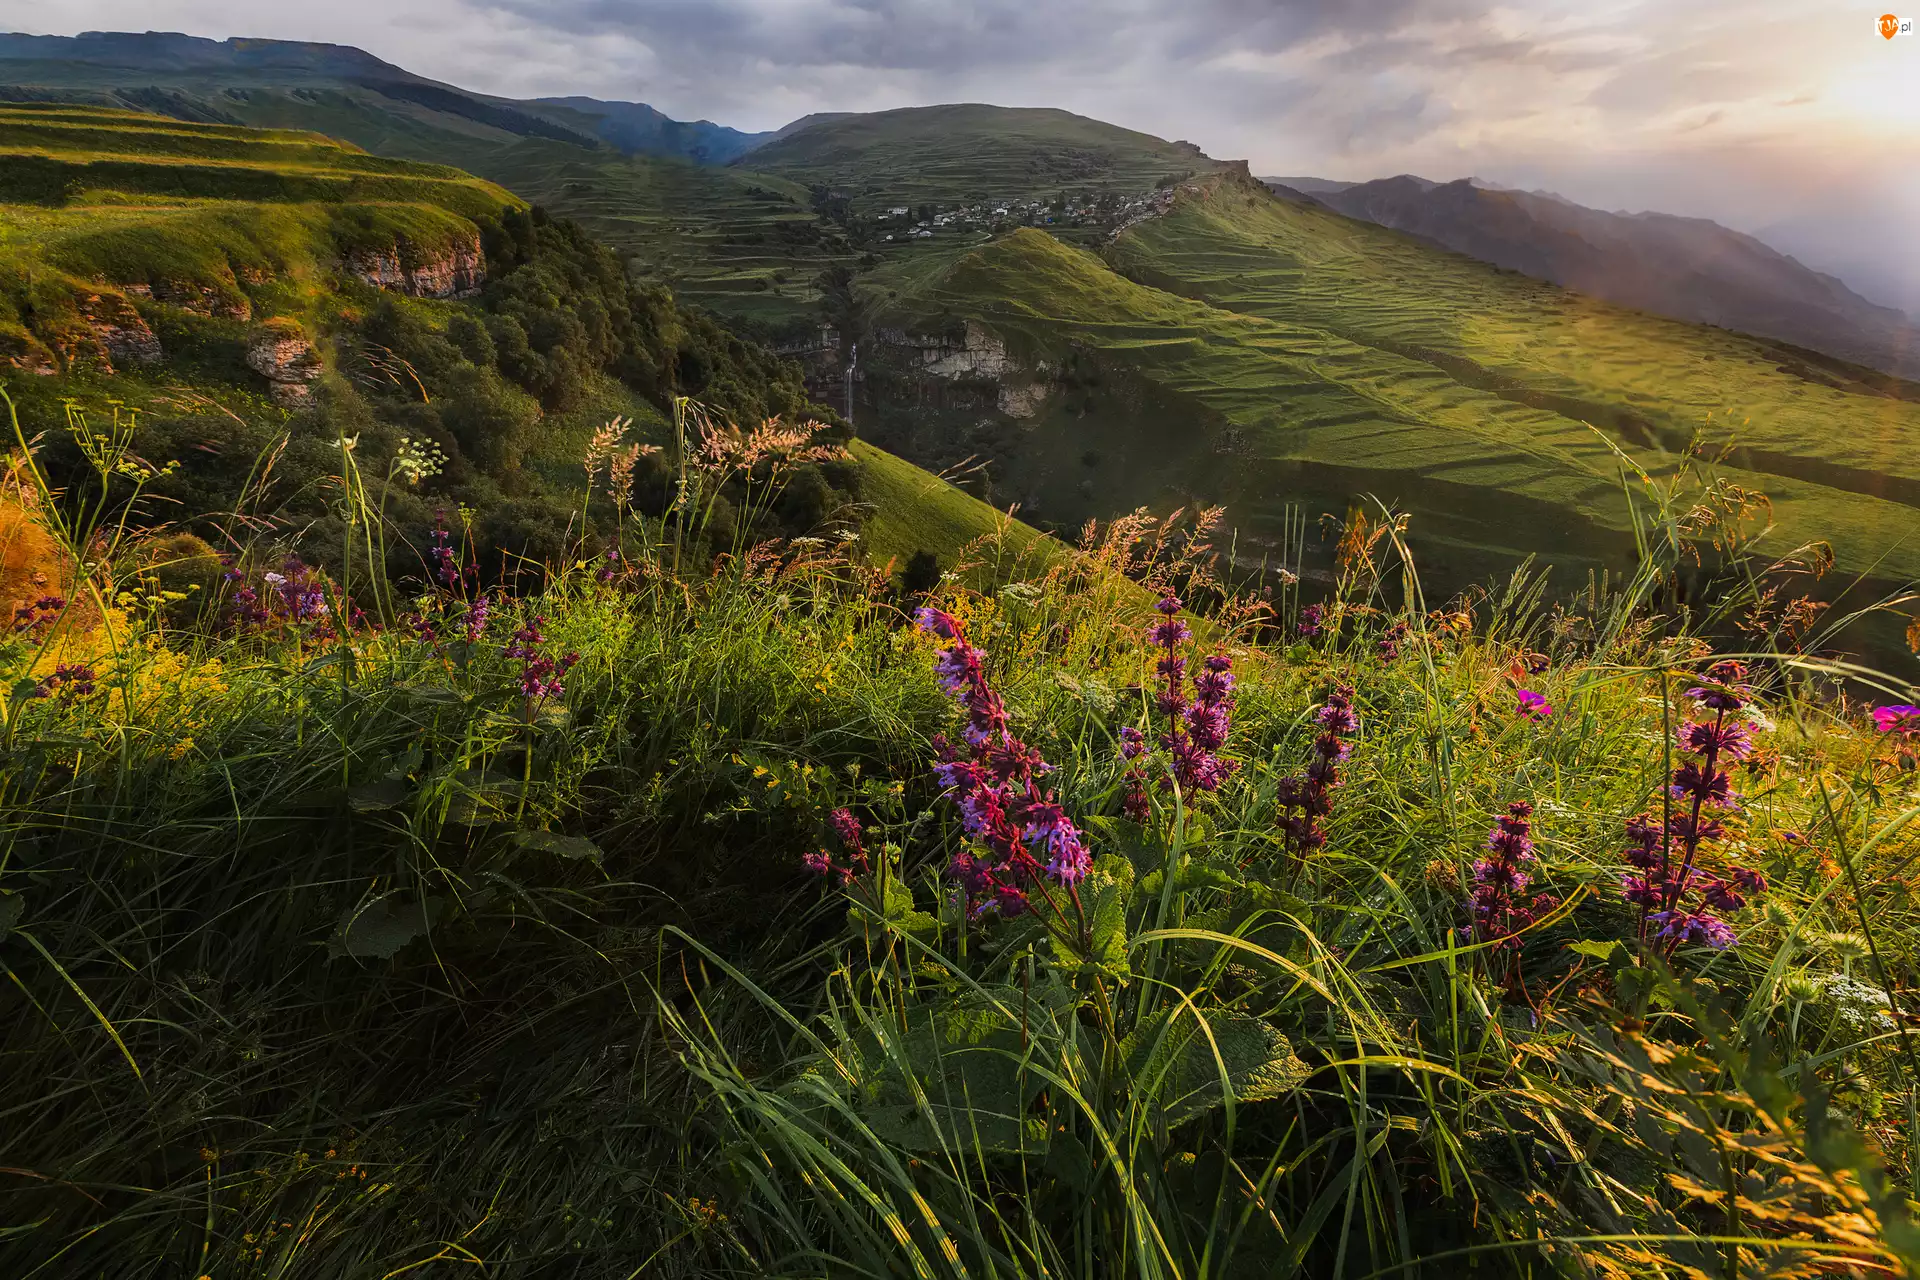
(878, 321), (1050, 418)
(346, 231), (485, 300)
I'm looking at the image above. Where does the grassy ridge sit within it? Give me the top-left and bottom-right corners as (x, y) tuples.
(1111, 177), (1920, 575)
(743, 104), (1217, 212)
(852, 437), (1063, 579)
(869, 179), (1920, 592)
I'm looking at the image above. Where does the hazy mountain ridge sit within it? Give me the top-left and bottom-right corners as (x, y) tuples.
(0, 30), (764, 166)
(1298, 174), (1920, 377)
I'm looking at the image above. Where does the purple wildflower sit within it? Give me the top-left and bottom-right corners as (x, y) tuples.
(1277, 684), (1357, 863)
(1142, 598), (1238, 799)
(1873, 705), (1920, 736)
(429, 514), (461, 589)
(1378, 621), (1408, 662)
(1516, 689), (1553, 721)
(1467, 802), (1561, 996)
(914, 608), (1086, 916)
(805, 808), (871, 885)
(1649, 909), (1736, 950)
(1681, 719), (1753, 761)
(1298, 603), (1323, 640)
(272, 557), (328, 623)
(596, 547), (621, 585)
(229, 585), (267, 629)
(35, 662), (96, 701)
(12, 594), (66, 635)
(505, 616), (578, 703)
(1619, 661), (1764, 956)
(462, 594), (492, 644)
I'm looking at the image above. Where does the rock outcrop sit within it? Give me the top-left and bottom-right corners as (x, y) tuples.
(880, 321), (1051, 418)
(123, 278), (252, 320)
(245, 320), (323, 407)
(347, 231), (484, 299)
(1, 330), (58, 375)
(78, 291), (163, 369)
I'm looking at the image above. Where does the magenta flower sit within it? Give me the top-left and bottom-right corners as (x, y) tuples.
(804, 808), (871, 885)
(1276, 684), (1356, 861)
(1466, 802), (1563, 990)
(429, 513), (461, 588)
(505, 616), (578, 702)
(462, 594), (492, 644)
(914, 607), (1088, 913)
(1872, 704), (1920, 735)
(1618, 659), (1762, 955)
(1516, 689), (1553, 720)
(1649, 909), (1736, 951)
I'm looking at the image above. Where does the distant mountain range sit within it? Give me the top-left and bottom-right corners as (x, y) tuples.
(2, 30), (1912, 379)
(1262, 173), (1919, 377)
(0, 30), (773, 167)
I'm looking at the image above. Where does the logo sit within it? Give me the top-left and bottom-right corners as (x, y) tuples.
(1883, 12), (1901, 38)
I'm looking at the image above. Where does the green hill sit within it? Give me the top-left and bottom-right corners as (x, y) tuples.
(858, 175), (1920, 612)
(738, 104), (1220, 212)
(0, 101), (517, 375)
(0, 103), (1056, 583)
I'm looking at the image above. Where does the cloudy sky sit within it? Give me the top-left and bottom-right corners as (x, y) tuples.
(11, 0), (1919, 310)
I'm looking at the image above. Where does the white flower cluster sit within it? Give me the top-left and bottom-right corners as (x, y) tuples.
(394, 435), (448, 486)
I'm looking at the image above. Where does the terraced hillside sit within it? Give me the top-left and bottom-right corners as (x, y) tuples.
(0, 102), (516, 374)
(0, 103), (1055, 582)
(861, 172), (1920, 602)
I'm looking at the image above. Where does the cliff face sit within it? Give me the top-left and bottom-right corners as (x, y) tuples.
(881, 321), (1051, 418)
(347, 231), (485, 300)
(123, 278), (252, 320)
(79, 291), (163, 370)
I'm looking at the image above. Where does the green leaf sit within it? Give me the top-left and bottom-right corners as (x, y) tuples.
(397, 685), (465, 708)
(1566, 938), (1629, 964)
(1049, 853), (1132, 980)
(510, 830), (604, 865)
(1122, 1007), (1310, 1130)
(1135, 861), (1242, 904)
(842, 982), (1070, 1155)
(348, 777), (412, 813)
(0, 891), (22, 944)
(329, 893), (445, 961)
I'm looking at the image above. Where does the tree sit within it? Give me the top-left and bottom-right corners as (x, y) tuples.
(900, 549), (942, 595)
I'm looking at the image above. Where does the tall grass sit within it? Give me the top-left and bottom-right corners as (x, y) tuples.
(1, 387), (1918, 1277)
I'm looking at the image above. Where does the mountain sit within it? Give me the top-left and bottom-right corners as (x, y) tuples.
(1306, 175), (1920, 378)
(1258, 175), (1357, 195)
(530, 95), (771, 165)
(0, 31), (758, 166)
(741, 104), (1221, 210)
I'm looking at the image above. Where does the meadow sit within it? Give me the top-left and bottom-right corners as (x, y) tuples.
(3, 377), (1920, 1277)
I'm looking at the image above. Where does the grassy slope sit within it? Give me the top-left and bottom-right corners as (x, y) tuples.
(0, 104), (518, 373)
(852, 438), (1063, 577)
(741, 104), (1217, 212)
(875, 178), (1920, 586)
(0, 103), (1066, 577)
